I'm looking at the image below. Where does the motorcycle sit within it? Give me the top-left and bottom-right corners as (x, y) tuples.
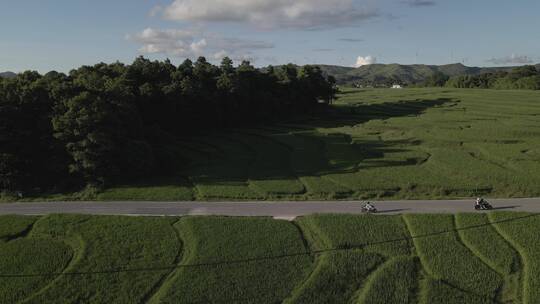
(361, 203), (378, 214)
(474, 201), (493, 211)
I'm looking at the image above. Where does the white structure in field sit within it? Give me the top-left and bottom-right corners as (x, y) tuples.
(392, 84), (403, 89)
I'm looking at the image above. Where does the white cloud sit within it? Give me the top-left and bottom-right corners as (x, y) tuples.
(127, 28), (274, 61)
(159, 0), (377, 29)
(149, 5), (163, 17)
(126, 28), (203, 57)
(213, 50), (229, 60)
(354, 55), (377, 67)
(487, 54), (534, 65)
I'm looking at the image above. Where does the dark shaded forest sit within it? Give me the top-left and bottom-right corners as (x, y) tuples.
(0, 57), (337, 193)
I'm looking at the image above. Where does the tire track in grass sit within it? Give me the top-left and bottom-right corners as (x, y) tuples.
(352, 216), (420, 304)
(285, 251), (384, 304)
(284, 217), (331, 303)
(351, 257), (393, 303)
(282, 254), (325, 304)
(146, 218), (185, 304)
(22, 234), (85, 304)
(281, 221), (318, 303)
(402, 214), (428, 304)
(286, 216), (385, 304)
(353, 256), (420, 304)
(141, 218), (183, 304)
(4, 218), (37, 242)
(452, 215), (505, 302)
(488, 213), (526, 304)
(402, 215), (494, 304)
(455, 214), (522, 303)
(21, 216), (88, 304)
(289, 221), (314, 262)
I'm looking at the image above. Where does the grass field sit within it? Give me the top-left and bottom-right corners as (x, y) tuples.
(2, 213), (540, 303)
(38, 88), (528, 202)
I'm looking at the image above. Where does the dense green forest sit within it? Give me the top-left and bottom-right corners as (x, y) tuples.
(0, 57), (337, 194)
(443, 65), (540, 90)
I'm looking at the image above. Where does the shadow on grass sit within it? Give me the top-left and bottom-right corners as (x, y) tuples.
(108, 98), (459, 195)
(492, 206), (520, 211)
(377, 209), (411, 214)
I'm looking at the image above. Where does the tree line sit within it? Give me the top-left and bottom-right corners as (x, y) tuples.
(0, 57), (337, 194)
(422, 66), (540, 90)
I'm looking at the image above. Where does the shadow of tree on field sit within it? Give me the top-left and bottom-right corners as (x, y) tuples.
(119, 98), (459, 195)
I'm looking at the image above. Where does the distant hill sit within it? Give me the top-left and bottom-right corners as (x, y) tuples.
(0, 72), (16, 78)
(315, 63), (537, 86)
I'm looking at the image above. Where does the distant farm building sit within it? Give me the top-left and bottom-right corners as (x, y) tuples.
(392, 84), (403, 89)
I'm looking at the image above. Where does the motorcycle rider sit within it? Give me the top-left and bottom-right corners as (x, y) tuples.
(476, 197), (487, 209)
(364, 201), (376, 211)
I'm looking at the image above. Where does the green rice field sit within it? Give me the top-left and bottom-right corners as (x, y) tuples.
(91, 88), (540, 201)
(1, 213), (539, 303)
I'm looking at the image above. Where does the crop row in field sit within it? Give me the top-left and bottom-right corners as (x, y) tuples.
(2, 213), (540, 303)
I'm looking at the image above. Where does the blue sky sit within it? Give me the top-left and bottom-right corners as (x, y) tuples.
(1, 0), (539, 73)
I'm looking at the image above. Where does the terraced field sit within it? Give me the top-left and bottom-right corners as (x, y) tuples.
(2, 213), (540, 303)
(94, 88), (540, 201)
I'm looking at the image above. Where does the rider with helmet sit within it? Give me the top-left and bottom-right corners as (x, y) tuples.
(476, 197), (484, 207)
(364, 201), (376, 211)
(475, 197), (492, 210)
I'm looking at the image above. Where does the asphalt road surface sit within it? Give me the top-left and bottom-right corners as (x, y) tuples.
(1, 198), (539, 219)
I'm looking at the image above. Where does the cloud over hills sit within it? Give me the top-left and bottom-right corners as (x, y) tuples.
(127, 28), (274, 61)
(486, 54), (534, 65)
(354, 55), (377, 67)
(160, 0), (378, 30)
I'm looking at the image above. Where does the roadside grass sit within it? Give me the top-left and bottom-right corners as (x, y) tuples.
(194, 180), (265, 200)
(98, 184), (193, 201)
(299, 176), (353, 199)
(403, 214), (503, 301)
(153, 217), (313, 304)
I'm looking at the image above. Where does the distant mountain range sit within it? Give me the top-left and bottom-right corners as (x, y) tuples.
(0, 71), (16, 78)
(315, 63), (540, 85)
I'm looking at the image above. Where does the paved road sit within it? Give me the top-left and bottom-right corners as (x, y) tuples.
(1, 198), (539, 219)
